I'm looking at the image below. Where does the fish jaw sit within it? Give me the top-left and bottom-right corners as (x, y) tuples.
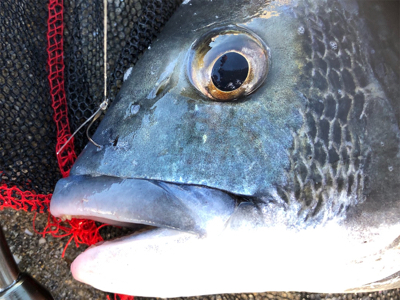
(70, 224), (400, 297)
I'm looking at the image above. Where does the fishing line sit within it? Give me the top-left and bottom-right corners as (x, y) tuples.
(57, 0), (109, 155)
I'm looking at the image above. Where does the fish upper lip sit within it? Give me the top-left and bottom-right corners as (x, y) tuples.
(50, 174), (237, 237)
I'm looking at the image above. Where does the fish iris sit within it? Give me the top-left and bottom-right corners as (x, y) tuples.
(211, 52), (249, 91)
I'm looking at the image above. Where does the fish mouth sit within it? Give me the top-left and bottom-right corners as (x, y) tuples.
(50, 175), (244, 296)
(50, 175), (400, 296)
(50, 175), (238, 238)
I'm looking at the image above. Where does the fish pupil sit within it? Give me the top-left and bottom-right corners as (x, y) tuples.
(211, 52), (249, 92)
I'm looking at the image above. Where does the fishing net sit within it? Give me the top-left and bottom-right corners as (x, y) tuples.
(0, 0), (58, 197)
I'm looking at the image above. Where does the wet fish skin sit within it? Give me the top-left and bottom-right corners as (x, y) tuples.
(50, 0), (400, 297)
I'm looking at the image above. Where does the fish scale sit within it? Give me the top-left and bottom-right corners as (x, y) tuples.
(269, 0), (372, 224)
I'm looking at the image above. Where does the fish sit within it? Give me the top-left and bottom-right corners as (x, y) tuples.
(50, 0), (400, 297)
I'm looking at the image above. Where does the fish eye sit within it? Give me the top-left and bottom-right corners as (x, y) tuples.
(187, 26), (270, 101)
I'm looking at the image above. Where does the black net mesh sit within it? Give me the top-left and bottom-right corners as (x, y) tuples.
(0, 0), (59, 194)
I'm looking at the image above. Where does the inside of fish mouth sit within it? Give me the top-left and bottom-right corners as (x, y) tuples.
(55, 211), (155, 243)
(50, 175), (240, 240)
(93, 222), (155, 243)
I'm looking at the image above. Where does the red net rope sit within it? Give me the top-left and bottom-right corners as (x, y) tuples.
(0, 185), (51, 212)
(107, 295), (137, 300)
(47, 0), (77, 177)
(0, 0), (134, 299)
(45, 0), (112, 262)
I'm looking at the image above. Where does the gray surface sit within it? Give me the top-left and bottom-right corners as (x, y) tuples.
(0, 220), (19, 290)
(1, 207), (400, 300)
(0, 208), (105, 300)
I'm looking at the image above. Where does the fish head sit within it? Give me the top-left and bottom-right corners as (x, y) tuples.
(51, 0), (400, 297)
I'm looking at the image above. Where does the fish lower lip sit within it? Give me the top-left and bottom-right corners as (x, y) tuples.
(50, 175), (237, 236)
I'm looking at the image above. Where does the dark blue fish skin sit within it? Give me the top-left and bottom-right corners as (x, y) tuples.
(50, 0), (400, 295)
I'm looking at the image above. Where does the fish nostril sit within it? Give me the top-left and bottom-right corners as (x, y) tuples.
(147, 75), (172, 100)
(113, 135), (119, 147)
(155, 79), (169, 97)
